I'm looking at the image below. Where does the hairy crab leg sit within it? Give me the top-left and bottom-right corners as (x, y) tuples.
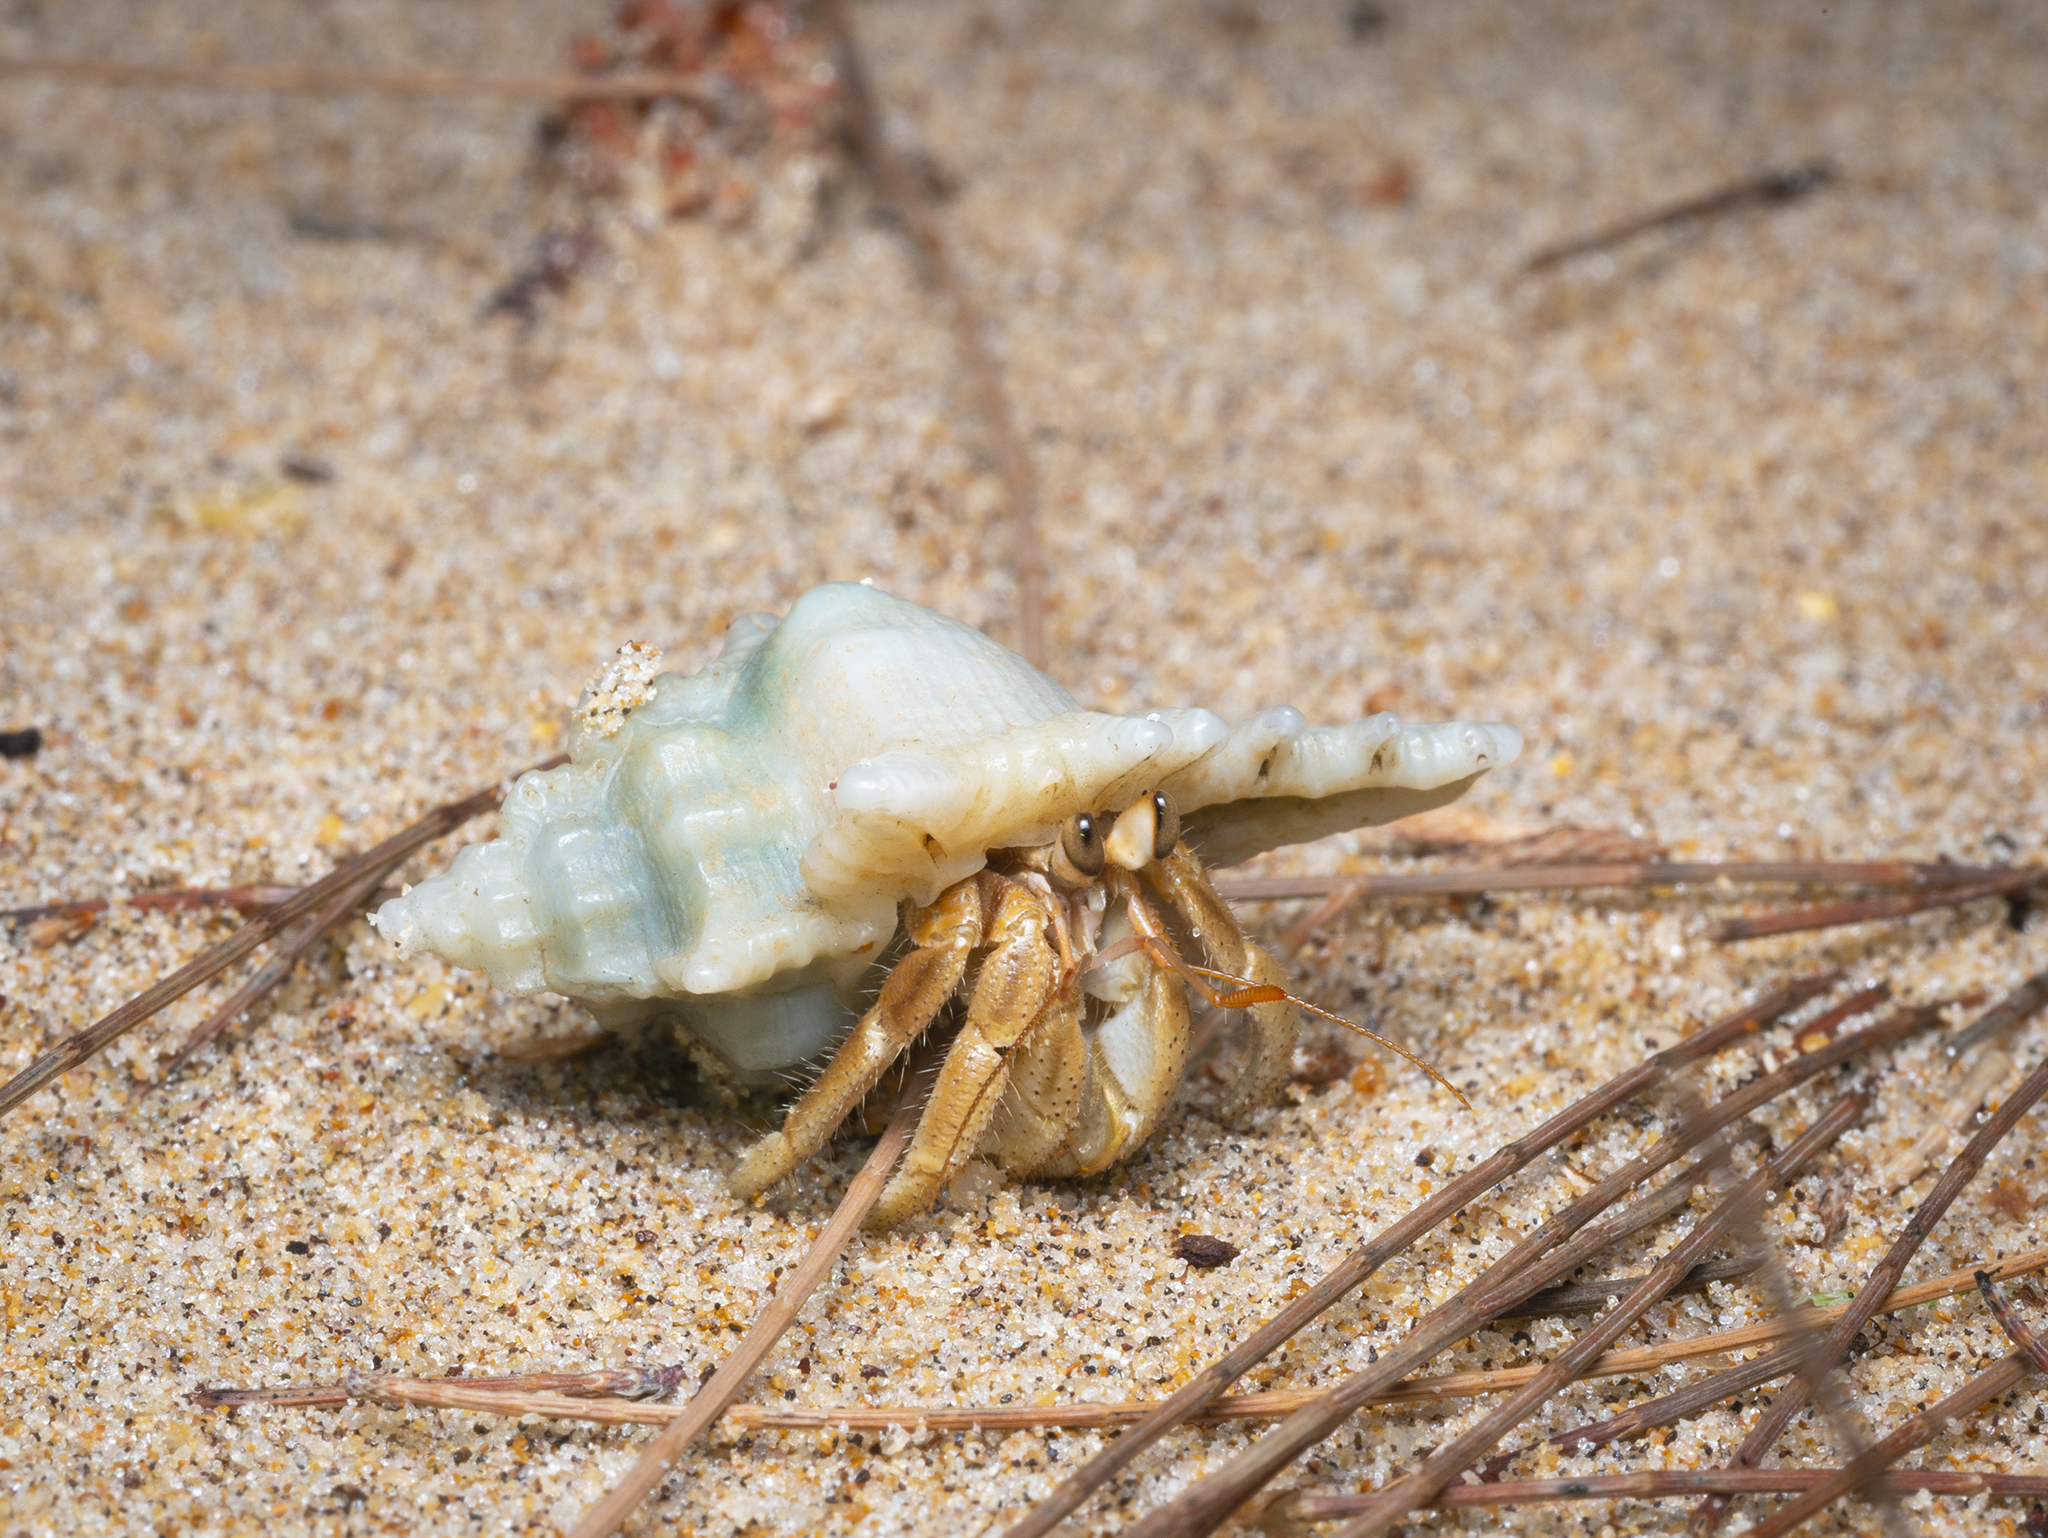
(977, 987), (1088, 1175)
(729, 877), (989, 1200)
(1105, 859), (1473, 1111)
(868, 876), (1063, 1226)
(1136, 847), (1301, 1111)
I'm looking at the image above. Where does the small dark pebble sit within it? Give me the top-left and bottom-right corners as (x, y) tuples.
(859, 1364), (887, 1379)
(1173, 1234), (1241, 1269)
(0, 727), (42, 759)
(635, 1228), (659, 1246)
(1345, 3), (1389, 41)
(1414, 1146), (1436, 1168)
(2025, 1501), (2047, 1538)
(285, 1239), (311, 1256)
(280, 454), (336, 484)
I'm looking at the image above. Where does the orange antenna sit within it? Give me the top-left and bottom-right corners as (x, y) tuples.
(1181, 963), (1474, 1113)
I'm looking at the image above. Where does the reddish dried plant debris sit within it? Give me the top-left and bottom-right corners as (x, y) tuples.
(549, 0), (842, 221)
(1174, 1234), (1242, 1269)
(1289, 1043), (1355, 1087)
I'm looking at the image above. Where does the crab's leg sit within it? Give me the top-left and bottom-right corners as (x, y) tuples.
(1062, 958), (1192, 1176)
(729, 875), (992, 1200)
(867, 877), (1062, 1226)
(978, 987), (1088, 1176)
(1140, 845), (1300, 1114)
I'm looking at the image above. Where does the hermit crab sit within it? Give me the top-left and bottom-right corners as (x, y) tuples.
(374, 583), (1520, 1222)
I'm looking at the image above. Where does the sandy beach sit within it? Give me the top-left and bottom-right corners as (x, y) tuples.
(2, 2), (2045, 1533)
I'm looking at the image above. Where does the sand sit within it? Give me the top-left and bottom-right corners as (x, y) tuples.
(2, 1), (2045, 1533)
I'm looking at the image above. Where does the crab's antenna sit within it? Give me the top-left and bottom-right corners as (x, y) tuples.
(1173, 954), (1475, 1114)
(1077, 917), (1475, 1112)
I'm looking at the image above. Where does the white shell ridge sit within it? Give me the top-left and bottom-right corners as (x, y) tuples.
(374, 582), (1519, 1074)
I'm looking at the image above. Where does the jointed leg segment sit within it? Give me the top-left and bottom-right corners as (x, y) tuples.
(729, 876), (992, 1200)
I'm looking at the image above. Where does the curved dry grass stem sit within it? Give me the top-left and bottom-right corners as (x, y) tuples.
(145, 863), (399, 1091)
(564, 1054), (937, 1538)
(1687, 971), (2048, 1537)
(997, 974), (1840, 1538)
(1330, 1089), (1870, 1538)
(1, 884), (296, 929)
(188, 1243), (2048, 1433)
(1519, 162), (1835, 274)
(0, 760), (563, 1120)
(1287, 1468), (2048, 1517)
(0, 55), (716, 104)
(1741, 1348), (2038, 1538)
(1116, 999), (1940, 1538)
(1709, 869), (2046, 942)
(1215, 860), (2016, 902)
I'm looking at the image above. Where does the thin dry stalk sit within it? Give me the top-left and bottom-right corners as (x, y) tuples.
(0, 761), (563, 1120)
(1710, 869), (2044, 942)
(1737, 1273), (2045, 1538)
(0, 55), (715, 104)
(194, 1245), (2048, 1435)
(1878, 1044), (2014, 1190)
(1480, 1346), (1801, 1476)
(146, 861), (400, 1090)
(1494, 1250), (1760, 1320)
(816, 0), (1045, 668)
(1520, 162), (1834, 273)
(1682, 1145), (1909, 1538)
(1330, 1090), (1870, 1538)
(1115, 1000), (1941, 1538)
(1944, 969), (2048, 1059)
(1, 884), (295, 929)
(997, 975), (1838, 1538)
(563, 1054), (937, 1538)
(1687, 973), (2048, 1536)
(1288, 1468), (2048, 1517)
(1215, 859), (2015, 904)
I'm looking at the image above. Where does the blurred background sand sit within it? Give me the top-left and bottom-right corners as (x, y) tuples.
(2, 2), (2045, 1533)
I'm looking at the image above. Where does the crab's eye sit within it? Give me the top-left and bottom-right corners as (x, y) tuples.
(1055, 810), (1107, 882)
(1149, 791), (1182, 856)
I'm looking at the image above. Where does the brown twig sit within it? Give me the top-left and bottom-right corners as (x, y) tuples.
(194, 1364), (687, 1414)
(1288, 1468), (2048, 1517)
(563, 1051), (938, 1538)
(191, 1244), (2048, 1432)
(1686, 971), (2048, 1536)
(1482, 1345), (1802, 1476)
(0, 760), (563, 1120)
(997, 973), (1834, 1538)
(817, 0), (1045, 669)
(1520, 162), (1835, 274)
(0, 55), (716, 105)
(1493, 1250), (1761, 1321)
(1710, 869), (2045, 942)
(1114, 999), (1942, 1538)
(1739, 1284), (2043, 1538)
(1215, 860), (2017, 904)
(1332, 1089), (1870, 1538)
(144, 862), (400, 1090)
(1, 884), (296, 929)
(1944, 968), (2048, 1059)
